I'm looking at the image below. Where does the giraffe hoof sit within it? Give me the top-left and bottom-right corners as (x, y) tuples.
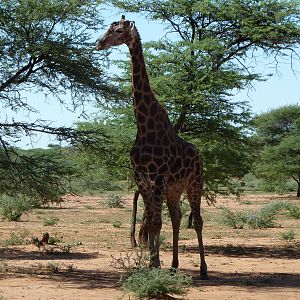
(200, 271), (208, 280)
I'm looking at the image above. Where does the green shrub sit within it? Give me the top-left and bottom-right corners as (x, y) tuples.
(71, 171), (122, 195)
(105, 194), (125, 208)
(279, 230), (296, 241)
(111, 247), (191, 299)
(180, 199), (190, 217)
(259, 201), (300, 220)
(244, 211), (276, 229)
(112, 221), (122, 228)
(122, 268), (192, 299)
(0, 195), (32, 221)
(60, 244), (72, 253)
(220, 207), (277, 229)
(111, 247), (150, 272)
(159, 234), (167, 248)
(48, 235), (63, 245)
(3, 230), (30, 246)
(220, 207), (246, 229)
(285, 204), (300, 219)
(259, 179), (298, 194)
(43, 217), (59, 226)
(220, 201), (300, 229)
(84, 204), (94, 209)
(47, 262), (60, 274)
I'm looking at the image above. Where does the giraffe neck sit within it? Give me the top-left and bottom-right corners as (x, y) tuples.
(127, 30), (162, 136)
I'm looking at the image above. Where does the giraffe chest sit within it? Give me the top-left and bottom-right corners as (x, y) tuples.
(130, 143), (168, 174)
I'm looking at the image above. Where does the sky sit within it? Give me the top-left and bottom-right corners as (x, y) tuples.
(8, 10), (300, 149)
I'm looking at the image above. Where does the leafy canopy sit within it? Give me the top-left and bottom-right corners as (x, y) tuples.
(253, 105), (300, 196)
(0, 0), (115, 201)
(92, 0), (300, 196)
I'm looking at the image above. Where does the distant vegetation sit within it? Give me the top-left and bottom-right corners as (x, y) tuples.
(220, 201), (300, 229)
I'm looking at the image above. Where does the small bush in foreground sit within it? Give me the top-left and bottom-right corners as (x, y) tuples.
(111, 247), (191, 299)
(122, 267), (192, 300)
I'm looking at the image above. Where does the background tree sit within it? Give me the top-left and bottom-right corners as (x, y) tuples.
(253, 105), (300, 197)
(0, 145), (76, 203)
(76, 107), (136, 182)
(93, 0), (300, 198)
(0, 0), (115, 202)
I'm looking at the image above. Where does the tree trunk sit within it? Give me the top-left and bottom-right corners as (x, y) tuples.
(292, 173), (300, 197)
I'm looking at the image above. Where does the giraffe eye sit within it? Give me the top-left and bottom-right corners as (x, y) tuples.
(116, 28), (123, 33)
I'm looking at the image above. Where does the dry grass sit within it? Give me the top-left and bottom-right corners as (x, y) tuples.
(1, 193), (300, 253)
(0, 193), (299, 300)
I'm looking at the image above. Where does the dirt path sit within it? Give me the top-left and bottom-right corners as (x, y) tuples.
(0, 194), (300, 299)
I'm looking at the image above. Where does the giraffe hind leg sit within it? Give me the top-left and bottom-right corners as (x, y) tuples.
(138, 212), (149, 246)
(130, 190), (139, 248)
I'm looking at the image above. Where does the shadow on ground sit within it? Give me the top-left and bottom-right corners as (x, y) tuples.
(1, 266), (299, 291)
(180, 243), (300, 259)
(0, 247), (97, 261)
(187, 269), (300, 290)
(1, 244), (299, 291)
(0, 269), (121, 290)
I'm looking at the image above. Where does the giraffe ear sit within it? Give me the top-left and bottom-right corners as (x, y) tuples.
(130, 21), (135, 30)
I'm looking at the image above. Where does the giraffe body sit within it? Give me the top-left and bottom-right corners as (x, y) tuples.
(96, 16), (207, 278)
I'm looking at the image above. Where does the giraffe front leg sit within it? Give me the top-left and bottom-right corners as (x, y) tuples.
(148, 201), (163, 268)
(167, 196), (182, 269)
(137, 189), (160, 267)
(148, 181), (164, 268)
(135, 175), (164, 268)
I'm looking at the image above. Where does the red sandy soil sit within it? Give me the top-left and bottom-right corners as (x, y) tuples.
(0, 194), (299, 299)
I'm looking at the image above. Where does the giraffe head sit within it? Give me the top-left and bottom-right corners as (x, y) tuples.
(96, 15), (135, 50)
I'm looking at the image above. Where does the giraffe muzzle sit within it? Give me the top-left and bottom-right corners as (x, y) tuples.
(95, 39), (105, 50)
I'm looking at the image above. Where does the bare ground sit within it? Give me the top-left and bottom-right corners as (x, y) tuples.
(0, 193), (299, 299)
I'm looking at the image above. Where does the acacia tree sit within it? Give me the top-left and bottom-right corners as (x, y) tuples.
(0, 0), (115, 201)
(253, 105), (300, 197)
(76, 111), (136, 180)
(100, 0), (300, 197)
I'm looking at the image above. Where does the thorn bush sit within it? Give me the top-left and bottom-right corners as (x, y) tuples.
(0, 195), (32, 221)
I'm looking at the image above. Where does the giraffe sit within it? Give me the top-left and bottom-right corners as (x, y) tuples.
(96, 15), (208, 279)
